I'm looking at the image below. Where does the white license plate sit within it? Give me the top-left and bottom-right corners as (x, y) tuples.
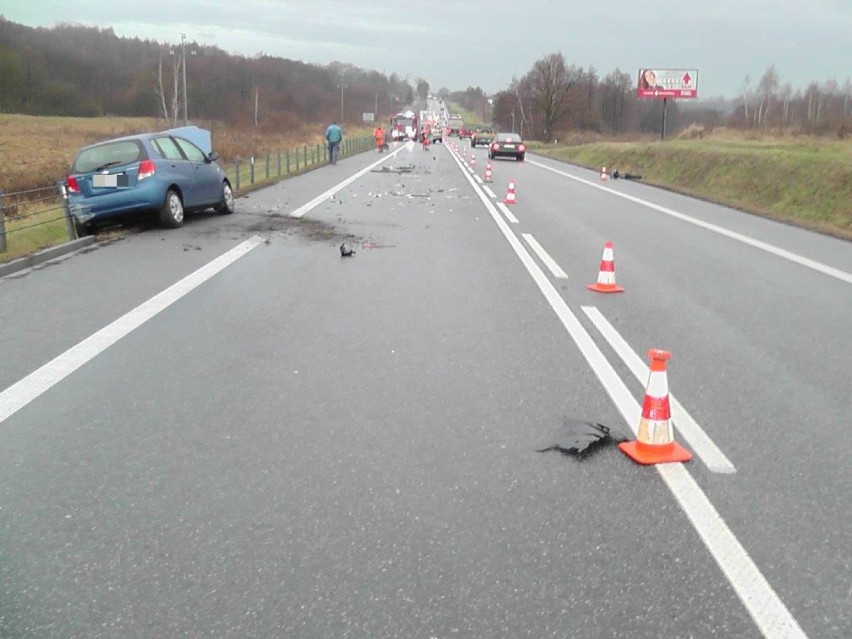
(503, 144), (516, 149)
(93, 174), (128, 188)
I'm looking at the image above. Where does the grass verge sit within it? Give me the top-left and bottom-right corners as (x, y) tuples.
(530, 137), (852, 240)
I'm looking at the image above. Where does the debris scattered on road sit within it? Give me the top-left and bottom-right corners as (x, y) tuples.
(536, 418), (628, 457)
(371, 165), (415, 174)
(340, 243), (356, 257)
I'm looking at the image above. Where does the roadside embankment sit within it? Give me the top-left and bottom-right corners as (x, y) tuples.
(531, 138), (852, 241)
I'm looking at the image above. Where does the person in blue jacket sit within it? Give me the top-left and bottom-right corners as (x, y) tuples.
(325, 121), (343, 164)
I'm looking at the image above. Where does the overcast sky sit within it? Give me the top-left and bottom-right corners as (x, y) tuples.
(2, 0), (850, 99)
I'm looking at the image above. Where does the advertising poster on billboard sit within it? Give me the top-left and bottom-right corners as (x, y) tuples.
(637, 69), (698, 99)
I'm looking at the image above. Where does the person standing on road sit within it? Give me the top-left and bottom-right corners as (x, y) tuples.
(325, 121), (343, 164)
(373, 125), (385, 153)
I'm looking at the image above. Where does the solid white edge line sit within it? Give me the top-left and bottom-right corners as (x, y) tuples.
(660, 463), (807, 639)
(0, 236), (265, 425)
(449, 150), (808, 639)
(581, 306), (736, 474)
(483, 185), (497, 198)
(528, 159), (852, 285)
(496, 202), (520, 224)
(474, 175), (483, 184)
(290, 144), (410, 218)
(522, 233), (568, 278)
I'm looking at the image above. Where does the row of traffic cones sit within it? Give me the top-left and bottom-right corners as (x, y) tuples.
(455, 145), (685, 466)
(587, 242), (689, 464)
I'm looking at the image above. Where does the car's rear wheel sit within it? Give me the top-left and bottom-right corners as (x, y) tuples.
(159, 189), (184, 228)
(517, 154), (525, 162)
(216, 181), (235, 215)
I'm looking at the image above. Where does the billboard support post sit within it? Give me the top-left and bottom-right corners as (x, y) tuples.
(661, 98), (668, 141)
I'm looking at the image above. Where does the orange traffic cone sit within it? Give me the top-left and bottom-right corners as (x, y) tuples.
(484, 163), (493, 182)
(504, 180), (517, 204)
(600, 166), (608, 181)
(619, 350), (692, 465)
(470, 155), (477, 169)
(587, 242), (624, 293)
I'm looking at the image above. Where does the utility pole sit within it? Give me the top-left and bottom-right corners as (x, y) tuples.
(181, 33), (188, 125)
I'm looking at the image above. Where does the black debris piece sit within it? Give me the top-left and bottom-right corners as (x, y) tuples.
(371, 165), (415, 174)
(537, 418), (629, 456)
(340, 243), (356, 257)
(611, 169), (643, 181)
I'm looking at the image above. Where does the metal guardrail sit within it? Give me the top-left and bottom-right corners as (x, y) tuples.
(0, 136), (372, 259)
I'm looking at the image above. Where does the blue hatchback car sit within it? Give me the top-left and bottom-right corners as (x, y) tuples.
(65, 126), (234, 235)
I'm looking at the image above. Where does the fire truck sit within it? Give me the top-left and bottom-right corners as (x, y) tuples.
(390, 110), (418, 141)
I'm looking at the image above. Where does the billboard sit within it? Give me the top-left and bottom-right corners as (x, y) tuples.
(637, 68), (698, 99)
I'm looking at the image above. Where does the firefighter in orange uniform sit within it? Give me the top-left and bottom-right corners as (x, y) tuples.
(373, 125), (385, 152)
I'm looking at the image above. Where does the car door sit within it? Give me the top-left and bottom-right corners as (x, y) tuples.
(172, 136), (221, 206)
(151, 136), (196, 204)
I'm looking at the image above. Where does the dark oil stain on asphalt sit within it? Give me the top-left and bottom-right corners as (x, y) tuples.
(537, 418), (628, 458)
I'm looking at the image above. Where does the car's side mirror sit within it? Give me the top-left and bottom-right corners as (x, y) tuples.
(207, 151), (219, 162)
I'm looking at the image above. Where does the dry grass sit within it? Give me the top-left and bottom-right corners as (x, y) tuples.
(0, 114), (371, 196)
(0, 114), (374, 263)
(532, 130), (852, 240)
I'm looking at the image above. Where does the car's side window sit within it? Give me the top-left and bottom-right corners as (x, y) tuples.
(173, 137), (206, 162)
(153, 137), (184, 161)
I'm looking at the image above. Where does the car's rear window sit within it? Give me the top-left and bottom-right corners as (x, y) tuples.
(498, 134), (521, 142)
(73, 140), (144, 173)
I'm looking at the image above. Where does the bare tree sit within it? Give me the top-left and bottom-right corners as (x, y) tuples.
(805, 82), (821, 122)
(756, 65), (779, 126)
(524, 52), (582, 141)
(741, 75), (752, 124)
(779, 83), (793, 126)
(154, 53), (181, 125)
(599, 69), (632, 134)
(155, 54), (169, 122)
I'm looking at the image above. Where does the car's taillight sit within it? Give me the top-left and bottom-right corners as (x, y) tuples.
(138, 159), (156, 181)
(65, 176), (80, 194)
(518, 144), (526, 152)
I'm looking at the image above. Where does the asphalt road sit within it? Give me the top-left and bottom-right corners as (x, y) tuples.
(1, 139), (850, 638)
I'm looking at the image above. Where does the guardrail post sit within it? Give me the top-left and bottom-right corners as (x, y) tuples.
(286, 149), (291, 174)
(265, 153), (270, 179)
(303, 146), (307, 167)
(295, 148), (299, 171)
(234, 159), (240, 191)
(250, 156), (255, 185)
(277, 151), (281, 176)
(58, 182), (77, 240)
(0, 189), (6, 253)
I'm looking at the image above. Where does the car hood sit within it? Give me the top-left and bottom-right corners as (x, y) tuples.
(166, 126), (212, 155)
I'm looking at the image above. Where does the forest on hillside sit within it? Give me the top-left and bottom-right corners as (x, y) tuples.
(0, 18), (422, 129)
(2, 18), (850, 141)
